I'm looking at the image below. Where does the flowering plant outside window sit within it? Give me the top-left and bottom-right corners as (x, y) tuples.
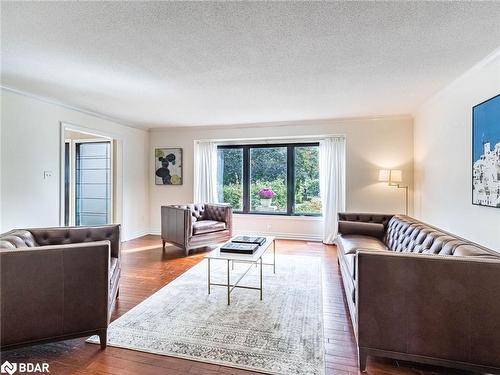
(258, 188), (275, 199)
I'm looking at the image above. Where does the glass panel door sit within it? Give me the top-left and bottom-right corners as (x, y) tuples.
(75, 141), (111, 225)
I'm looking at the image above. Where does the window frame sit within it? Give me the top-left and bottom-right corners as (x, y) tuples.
(217, 142), (321, 216)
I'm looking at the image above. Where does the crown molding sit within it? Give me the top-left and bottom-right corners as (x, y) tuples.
(1, 85), (414, 132)
(413, 46), (500, 116)
(1, 86), (148, 132)
(149, 113), (413, 132)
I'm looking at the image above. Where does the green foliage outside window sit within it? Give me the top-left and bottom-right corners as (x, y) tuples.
(218, 145), (321, 215)
(294, 146), (321, 214)
(222, 182), (243, 210)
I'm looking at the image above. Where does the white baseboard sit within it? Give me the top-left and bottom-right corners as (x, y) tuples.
(123, 229), (151, 241)
(147, 229), (321, 242)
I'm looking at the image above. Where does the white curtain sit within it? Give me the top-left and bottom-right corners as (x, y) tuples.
(194, 141), (218, 203)
(319, 137), (346, 244)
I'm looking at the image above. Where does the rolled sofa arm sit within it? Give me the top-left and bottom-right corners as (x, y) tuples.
(338, 221), (385, 240)
(356, 250), (500, 370)
(337, 213), (394, 240)
(0, 241), (110, 348)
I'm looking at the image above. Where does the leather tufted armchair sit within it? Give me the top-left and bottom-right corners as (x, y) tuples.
(0, 224), (121, 350)
(335, 213), (500, 373)
(161, 204), (233, 256)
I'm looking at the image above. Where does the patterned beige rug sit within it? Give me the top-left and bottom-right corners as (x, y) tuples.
(87, 254), (324, 375)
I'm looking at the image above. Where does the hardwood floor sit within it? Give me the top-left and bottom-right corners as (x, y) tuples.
(1, 236), (473, 375)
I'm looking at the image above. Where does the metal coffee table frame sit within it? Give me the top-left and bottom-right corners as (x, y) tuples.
(206, 237), (275, 305)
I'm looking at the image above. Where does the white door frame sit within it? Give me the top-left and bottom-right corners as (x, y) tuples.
(59, 122), (123, 227)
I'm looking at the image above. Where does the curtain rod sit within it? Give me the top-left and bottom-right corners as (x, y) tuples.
(195, 134), (345, 144)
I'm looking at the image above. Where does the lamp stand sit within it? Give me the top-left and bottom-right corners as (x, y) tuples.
(389, 183), (409, 215)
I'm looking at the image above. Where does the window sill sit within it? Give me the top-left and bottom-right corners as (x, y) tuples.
(234, 213), (323, 221)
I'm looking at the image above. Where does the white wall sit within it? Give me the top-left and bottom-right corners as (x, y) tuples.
(1, 89), (150, 241)
(149, 117), (414, 240)
(414, 53), (500, 250)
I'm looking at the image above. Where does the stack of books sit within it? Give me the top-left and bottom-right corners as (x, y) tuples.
(220, 236), (266, 254)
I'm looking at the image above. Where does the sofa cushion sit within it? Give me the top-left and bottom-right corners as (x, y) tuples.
(453, 244), (500, 259)
(192, 220), (226, 235)
(337, 235), (387, 281)
(337, 234), (387, 255)
(0, 230), (38, 249)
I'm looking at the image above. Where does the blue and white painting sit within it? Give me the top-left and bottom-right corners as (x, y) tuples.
(472, 94), (500, 208)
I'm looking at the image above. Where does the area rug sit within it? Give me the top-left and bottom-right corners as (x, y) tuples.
(87, 254), (324, 375)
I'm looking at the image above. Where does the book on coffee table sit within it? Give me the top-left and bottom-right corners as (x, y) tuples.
(232, 236), (266, 246)
(220, 242), (259, 254)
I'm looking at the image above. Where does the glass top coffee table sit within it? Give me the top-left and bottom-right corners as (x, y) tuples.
(205, 236), (276, 305)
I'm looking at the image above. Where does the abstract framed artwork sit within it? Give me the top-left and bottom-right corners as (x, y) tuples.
(155, 148), (183, 185)
(472, 94), (500, 208)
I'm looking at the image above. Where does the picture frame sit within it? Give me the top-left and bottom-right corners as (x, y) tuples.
(155, 147), (183, 185)
(472, 94), (500, 208)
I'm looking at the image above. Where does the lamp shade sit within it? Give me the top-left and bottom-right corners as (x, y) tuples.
(390, 169), (403, 183)
(378, 169), (390, 182)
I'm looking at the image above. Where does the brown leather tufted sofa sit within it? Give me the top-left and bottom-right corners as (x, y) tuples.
(0, 224), (121, 350)
(161, 204), (233, 256)
(335, 214), (500, 373)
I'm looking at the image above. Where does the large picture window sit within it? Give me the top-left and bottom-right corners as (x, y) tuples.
(217, 143), (321, 216)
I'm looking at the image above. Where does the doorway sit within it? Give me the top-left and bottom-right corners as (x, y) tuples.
(62, 127), (116, 226)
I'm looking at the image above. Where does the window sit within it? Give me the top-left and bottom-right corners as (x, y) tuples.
(250, 146), (287, 213)
(294, 146), (321, 215)
(217, 143), (321, 216)
(217, 147), (243, 211)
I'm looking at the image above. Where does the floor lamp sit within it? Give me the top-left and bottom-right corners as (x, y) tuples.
(378, 169), (408, 215)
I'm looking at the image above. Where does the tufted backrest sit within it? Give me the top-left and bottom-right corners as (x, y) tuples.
(171, 204), (206, 222)
(385, 215), (497, 258)
(0, 230), (38, 249)
(20, 225), (121, 258)
(204, 204), (230, 222)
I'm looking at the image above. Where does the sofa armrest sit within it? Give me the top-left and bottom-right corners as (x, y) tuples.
(0, 241), (110, 348)
(161, 205), (191, 245)
(356, 250), (500, 368)
(205, 204), (233, 233)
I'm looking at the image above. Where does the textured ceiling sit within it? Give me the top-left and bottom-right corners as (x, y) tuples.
(2, 1), (500, 129)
